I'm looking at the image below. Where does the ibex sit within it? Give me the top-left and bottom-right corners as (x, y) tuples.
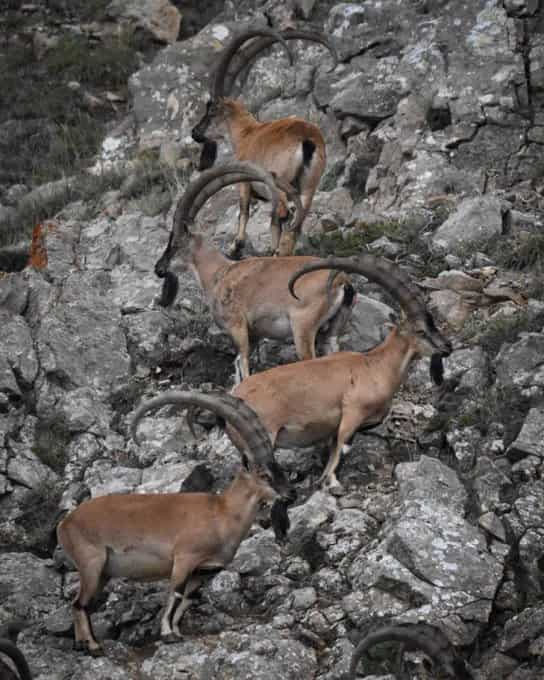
(58, 391), (292, 656)
(148, 256), (451, 492)
(226, 256), (452, 492)
(155, 161), (355, 382)
(349, 622), (474, 679)
(192, 28), (337, 257)
(0, 620), (32, 680)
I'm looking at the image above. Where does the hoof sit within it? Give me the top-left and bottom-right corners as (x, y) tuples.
(320, 476), (345, 496)
(89, 646), (104, 658)
(74, 640), (103, 657)
(228, 239), (245, 259)
(161, 632), (182, 644)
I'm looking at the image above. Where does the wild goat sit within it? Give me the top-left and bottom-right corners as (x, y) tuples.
(58, 391), (292, 656)
(0, 620), (31, 680)
(155, 160), (355, 382)
(147, 256), (451, 492)
(192, 28), (337, 257)
(226, 256), (452, 492)
(349, 622), (474, 679)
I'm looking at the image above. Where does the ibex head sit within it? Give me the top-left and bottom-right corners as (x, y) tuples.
(154, 161), (300, 307)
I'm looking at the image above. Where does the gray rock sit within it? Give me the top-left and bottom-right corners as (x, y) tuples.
(444, 346), (489, 391)
(35, 273), (130, 402)
(230, 530), (282, 576)
(495, 333), (544, 391)
(432, 195), (505, 254)
(0, 312), (39, 391)
(0, 552), (61, 620)
(472, 456), (512, 514)
(343, 294), (395, 352)
(499, 606), (544, 653)
(0, 273), (29, 314)
(507, 408), (544, 460)
(107, 0), (182, 44)
(395, 455), (467, 514)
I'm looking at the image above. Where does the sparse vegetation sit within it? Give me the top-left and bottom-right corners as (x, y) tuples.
(305, 217), (448, 276)
(32, 418), (71, 474)
(0, 168), (126, 248)
(14, 481), (64, 555)
(455, 386), (530, 447)
(462, 308), (544, 358)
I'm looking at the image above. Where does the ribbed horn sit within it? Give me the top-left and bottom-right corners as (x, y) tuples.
(212, 29), (294, 99)
(172, 161), (290, 240)
(288, 256), (427, 323)
(131, 390), (274, 479)
(225, 29), (338, 95)
(349, 624), (470, 679)
(0, 638), (32, 680)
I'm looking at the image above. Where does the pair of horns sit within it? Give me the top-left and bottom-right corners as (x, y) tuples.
(131, 390), (276, 480)
(349, 623), (473, 679)
(212, 28), (338, 100)
(172, 160), (303, 240)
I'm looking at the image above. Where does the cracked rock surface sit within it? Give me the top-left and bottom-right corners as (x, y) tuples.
(1, 0), (544, 678)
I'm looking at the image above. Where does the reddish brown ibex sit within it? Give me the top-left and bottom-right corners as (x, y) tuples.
(192, 28), (337, 256)
(154, 161), (355, 382)
(149, 256), (451, 493)
(58, 390), (292, 656)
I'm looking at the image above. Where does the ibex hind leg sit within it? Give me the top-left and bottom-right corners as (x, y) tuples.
(72, 551), (107, 656)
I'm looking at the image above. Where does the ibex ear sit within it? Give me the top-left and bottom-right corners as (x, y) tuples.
(381, 313), (398, 339)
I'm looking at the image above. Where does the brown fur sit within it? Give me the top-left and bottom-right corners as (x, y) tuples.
(217, 99), (326, 255)
(232, 327), (438, 490)
(57, 470), (276, 655)
(187, 240), (351, 381)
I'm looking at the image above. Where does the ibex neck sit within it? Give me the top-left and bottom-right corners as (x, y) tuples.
(223, 98), (260, 150)
(222, 477), (264, 540)
(189, 240), (230, 295)
(371, 331), (417, 395)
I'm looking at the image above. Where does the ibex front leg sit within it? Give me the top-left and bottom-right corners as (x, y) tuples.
(230, 182), (251, 258)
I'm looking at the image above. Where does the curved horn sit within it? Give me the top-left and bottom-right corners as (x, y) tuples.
(0, 639), (32, 680)
(131, 390), (275, 479)
(212, 29), (294, 99)
(288, 255), (427, 322)
(288, 256), (452, 379)
(225, 29), (338, 96)
(349, 624), (466, 679)
(171, 161), (287, 240)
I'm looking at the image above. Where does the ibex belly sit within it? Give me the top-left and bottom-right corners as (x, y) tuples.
(250, 310), (292, 339)
(105, 545), (173, 580)
(275, 414), (341, 448)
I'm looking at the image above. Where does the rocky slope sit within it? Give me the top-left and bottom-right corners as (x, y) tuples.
(1, 1), (544, 678)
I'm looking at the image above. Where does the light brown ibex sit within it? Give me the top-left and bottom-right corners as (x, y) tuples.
(57, 390), (292, 656)
(154, 161), (355, 382)
(148, 257), (451, 493)
(192, 28), (337, 257)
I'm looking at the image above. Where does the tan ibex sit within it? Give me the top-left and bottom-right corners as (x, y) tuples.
(58, 390), (293, 656)
(154, 161), (355, 382)
(149, 256), (451, 493)
(225, 256), (452, 493)
(192, 28), (337, 256)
